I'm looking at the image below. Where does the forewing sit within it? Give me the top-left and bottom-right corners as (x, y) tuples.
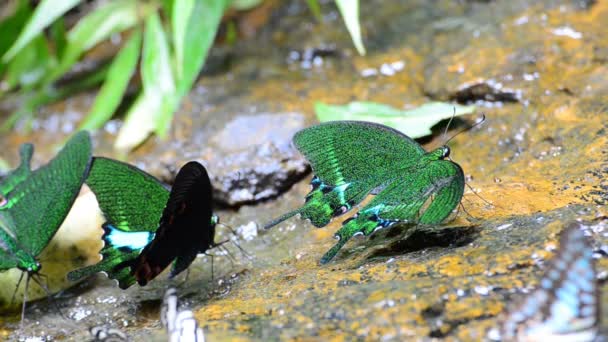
(0, 143), (33, 196)
(86, 157), (169, 232)
(367, 160), (464, 224)
(131, 161), (214, 285)
(0, 211), (19, 269)
(5, 132), (92, 256)
(293, 121), (425, 187)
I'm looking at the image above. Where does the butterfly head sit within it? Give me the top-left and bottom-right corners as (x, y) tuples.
(440, 145), (451, 159)
(16, 251), (41, 273)
(210, 214), (219, 227)
(0, 193), (7, 207)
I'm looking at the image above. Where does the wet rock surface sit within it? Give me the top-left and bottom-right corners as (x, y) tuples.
(1, 0), (608, 340)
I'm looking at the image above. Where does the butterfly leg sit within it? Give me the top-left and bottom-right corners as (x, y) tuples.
(319, 212), (381, 264)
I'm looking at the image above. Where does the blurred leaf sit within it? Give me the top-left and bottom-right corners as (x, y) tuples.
(79, 29), (142, 131)
(334, 0), (365, 55)
(2, 0), (82, 61)
(49, 17), (67, 60)
(46, 0), (150, 85)
(176, 0), (228, 96)
(2, 63), (108, 130)
(172, 0), (195, 80)
(231, 0), (264, 10)
(314, 101), (476, 138)
(4, 35), (53, 91)
(306, 0), (322, 21)
(114, 92), (161, 151)
(115, 13), (176, 150)
(0, 0), (32, 73)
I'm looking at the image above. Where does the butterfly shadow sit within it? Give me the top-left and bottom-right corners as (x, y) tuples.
(362, 224), (481, 263)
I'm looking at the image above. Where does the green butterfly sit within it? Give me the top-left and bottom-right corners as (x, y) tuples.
(0, 132), (92, 312)
(264, 121), (464, 264)
(67, 157), (170, 289)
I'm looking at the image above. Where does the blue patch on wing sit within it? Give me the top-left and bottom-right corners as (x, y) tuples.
(104, 225), (154, 252)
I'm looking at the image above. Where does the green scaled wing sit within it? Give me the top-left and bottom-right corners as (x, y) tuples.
(293, 121), (425, 186)
(265, 121), (426, 229)
(0, 211), (19, 269)
(67, 157), (169, 288)
(1, 132), (92, 257)
(320, 159), (464, 264)
(0, 144), (33, 196)
(85, 157), (169, 233)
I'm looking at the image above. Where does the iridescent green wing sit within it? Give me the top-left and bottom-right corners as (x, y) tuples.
(320, 159), (464, 264)
(68, 157), (169, 288)
(0, 143), (33, 196)
(0, 211), (19, 269)
(2, 132), (92, 256)
(85, 157), (169, 233)
(293, 121), (425, 186)
(265, 121), (426, 229)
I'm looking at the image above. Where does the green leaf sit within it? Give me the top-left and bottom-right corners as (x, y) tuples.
(79, 30), (142, 131)
(306, 0), (322, 22)
(176, 0), (228, 96)
(314, 101), (476, 138)
(3, 34), (53, 91)
(2, 64), (108, 131)
(114, 92), (161, 150)
(49, 17), (67, 60)
(172, 0), (195, 81)
(115, 13), (176, 150)
(231, 0), (264, 10)
(2, 0), (82, 62)
(0, 0), (32, 71)
(45, 0), (150, 85)
(335, 0), (365, 55)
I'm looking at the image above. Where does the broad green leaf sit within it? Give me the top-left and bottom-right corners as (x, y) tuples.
(49, 17), (67, 60)
(2, 0), (82, 62)
(314, 101), (476, 138)
(0, 0), (32, 73)
(2, 64), (108, 131)
(45, 0), (150, 85)
(114, 92), (162, 151)
(335, 0), (365, 55)
(231, 0), (264, 10)
(141, 13), (176, 138)
(172, 0), (195, 80)
(115, 13), (176, 150)
(306, 0), (322, 22)
(177, 0), (228, 96)
(79, 30), (142, 131)
(141, 14), (175, 95)
(3, 34), (53, 91)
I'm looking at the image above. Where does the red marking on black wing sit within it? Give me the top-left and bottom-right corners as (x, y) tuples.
(131, 161), (214, 286)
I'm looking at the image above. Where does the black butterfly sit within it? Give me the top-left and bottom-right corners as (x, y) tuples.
(69, 160), (218, 288)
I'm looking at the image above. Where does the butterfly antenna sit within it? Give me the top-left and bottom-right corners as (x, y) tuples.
(464, 181), (494, 208)
(218, 222), (253, 260)
(10, 271), (26, 308)
(20, 273), (30, 327)
(218, 244), (238, 266)
(444, 113), (486, 146)
(443, 106), (457, 141)
(458, 201), (478, 221)
(31, 273), (66, 320)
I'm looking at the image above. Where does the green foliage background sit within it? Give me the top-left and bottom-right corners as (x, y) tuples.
(0, 0), (364, 151)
